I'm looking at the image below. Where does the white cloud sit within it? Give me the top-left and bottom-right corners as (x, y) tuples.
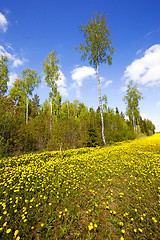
(0, 45), (12, 59)
(0, 45), (27, 68)
(5, 43), (14, 51)
(123, 44), (160, 86)
(12, 59), (25, 68)
(71, 66), (96, 87)
(71, 66), (96, 97)
(57, 70), (66, 87)
(8, 72), (18, 86)
(57, 70), (68, 97)
(58, 87), (68, 97)
(104, 80), (112, 88)
(0, 13), (8, 32)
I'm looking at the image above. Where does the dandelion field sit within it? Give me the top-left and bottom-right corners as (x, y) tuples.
(0, 134), (160, 239)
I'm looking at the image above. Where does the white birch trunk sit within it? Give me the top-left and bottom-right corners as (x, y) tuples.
(26, 96), (28, 124)
(50, 96), (52, 131)
(96, 62), (106, 146)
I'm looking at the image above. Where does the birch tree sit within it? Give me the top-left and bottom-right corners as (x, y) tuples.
(123, 80), (143, 131)
(76, 12), (114, 145)
(22, 68), (41, 124)
(42, 51), (60, 130)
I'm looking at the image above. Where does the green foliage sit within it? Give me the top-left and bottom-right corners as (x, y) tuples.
(22, 68), (41, 96)
(9, 77), (26, 109)
(42, 51), (60, 98)
(76, 12), (114, 67)
(86, 127), (99, 147)
(0, 55), (9, 95)
(123, 80), (143, 128)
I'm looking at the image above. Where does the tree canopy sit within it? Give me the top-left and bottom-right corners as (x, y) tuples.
(76, 12), (114, 67)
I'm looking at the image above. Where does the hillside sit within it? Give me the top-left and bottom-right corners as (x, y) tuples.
(0, 134), (160, 239)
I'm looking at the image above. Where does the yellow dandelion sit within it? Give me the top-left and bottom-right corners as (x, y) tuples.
(88, 222), (93, 231)
(6, 228), (11, 234)
(119, 222), (124, 226)
(14, 230), (19, 236)
(3, 222), (7, 227)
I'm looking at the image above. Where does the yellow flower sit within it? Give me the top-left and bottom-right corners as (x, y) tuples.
(3, 222), (7, 227)
(6, 228), (11, 234)
(88, 222), (93, 231)
(94, 223), (98, 228)
(14, 230), (19, 236)
(119, 222), (124, 226)
(152, 217), (157, 223)
(16, 236), (20, 240)
(121, 229), (125, 234)
(41, 223), (44, 227)
(138, 228), (143, 233)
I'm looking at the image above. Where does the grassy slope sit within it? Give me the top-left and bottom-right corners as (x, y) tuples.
(0, 134), (160, 239)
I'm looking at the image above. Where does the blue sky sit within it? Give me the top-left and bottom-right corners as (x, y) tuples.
(0, 0), (160, 131)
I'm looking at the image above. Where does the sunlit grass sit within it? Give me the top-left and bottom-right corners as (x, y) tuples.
(0, 134), (160, 239)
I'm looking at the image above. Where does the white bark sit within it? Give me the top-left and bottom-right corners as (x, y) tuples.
(26, 97), (28, 124)
(97, 62), (106, 145)
(50, 96), (53, 131)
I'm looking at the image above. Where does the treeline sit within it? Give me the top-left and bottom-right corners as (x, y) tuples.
(0, 93), (155, 157)
(0, 54), (155, 157)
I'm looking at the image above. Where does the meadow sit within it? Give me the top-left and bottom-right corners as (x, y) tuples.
(0, 134), (160, 240)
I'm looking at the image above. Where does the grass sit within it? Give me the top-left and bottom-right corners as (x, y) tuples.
(0, 134), (160, 239)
